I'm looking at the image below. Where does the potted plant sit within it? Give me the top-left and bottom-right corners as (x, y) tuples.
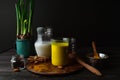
(15, 0), (34, 58)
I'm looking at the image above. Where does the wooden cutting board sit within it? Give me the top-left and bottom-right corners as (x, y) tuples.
(26, 56), (83, 75)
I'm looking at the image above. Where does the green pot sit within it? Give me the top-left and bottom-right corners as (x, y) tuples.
(16, 39), (30, 58)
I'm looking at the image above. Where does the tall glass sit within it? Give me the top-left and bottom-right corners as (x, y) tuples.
(51, 39), (69, 67)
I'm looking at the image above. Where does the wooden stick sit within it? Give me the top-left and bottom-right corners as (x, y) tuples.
(76, 56), (102, 76)
(92, 41), (99, 59)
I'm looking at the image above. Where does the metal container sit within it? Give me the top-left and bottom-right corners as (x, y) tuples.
(87, 53), (109, 69)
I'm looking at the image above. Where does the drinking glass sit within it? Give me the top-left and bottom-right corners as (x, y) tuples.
(51, 39), (69, 67)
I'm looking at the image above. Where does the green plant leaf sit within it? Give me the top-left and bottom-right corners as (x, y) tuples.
(15, 0), (34, 39)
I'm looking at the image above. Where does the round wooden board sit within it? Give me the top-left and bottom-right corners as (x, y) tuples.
(26, 58), (83, 75)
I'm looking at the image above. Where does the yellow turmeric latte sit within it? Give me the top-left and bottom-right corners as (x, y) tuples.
(51, 41), (69, 66)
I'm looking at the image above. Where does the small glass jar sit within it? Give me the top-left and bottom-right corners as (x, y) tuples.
(10, 55), (25, 71)
(70, 38), (76, 53)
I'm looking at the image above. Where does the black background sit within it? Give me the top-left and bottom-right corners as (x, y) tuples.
(0, 0), (117, 52)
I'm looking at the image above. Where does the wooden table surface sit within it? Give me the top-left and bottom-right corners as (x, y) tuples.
(0, 47), (120, 80)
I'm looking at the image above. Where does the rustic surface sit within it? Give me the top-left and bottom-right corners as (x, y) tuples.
(0, 47), (120, 80)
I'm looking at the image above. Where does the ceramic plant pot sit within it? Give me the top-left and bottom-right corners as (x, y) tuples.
(16, 39), (30, 58)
